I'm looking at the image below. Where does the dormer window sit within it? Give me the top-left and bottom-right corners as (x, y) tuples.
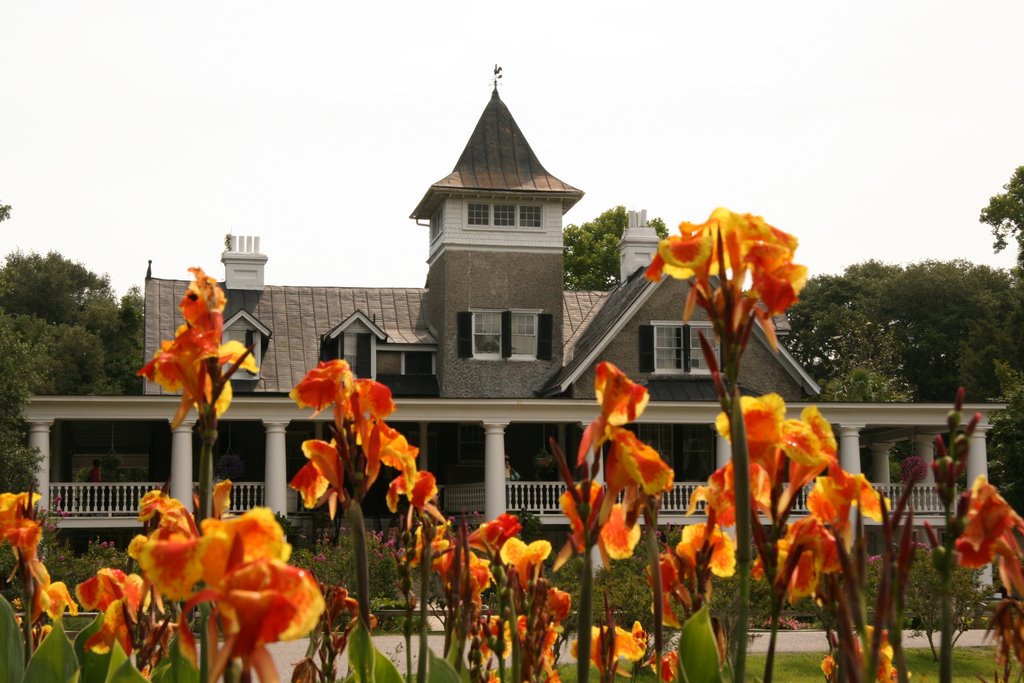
(321, 311), (389, 379)
(222, 310), (272, 380)
(466, 202), (543, 229)
(639, 321), (718, 375)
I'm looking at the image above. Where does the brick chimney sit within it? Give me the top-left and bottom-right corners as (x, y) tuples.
(221, 235), (268, 291)
(618, 210), (660, 282)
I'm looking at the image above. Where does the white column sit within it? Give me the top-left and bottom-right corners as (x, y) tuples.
(264, 421), (289, 516)
(483, 422), (508, 521)
(417, 422), (429, 471)
(838, 425), (864, 476)
(967, 426), (989, 486)
(870, 442), (893, 484)
(27, 420), (53, 509)
(714, 428), (731, 470)
(170, 420), (195, 511)
(915, 432), (937, 484)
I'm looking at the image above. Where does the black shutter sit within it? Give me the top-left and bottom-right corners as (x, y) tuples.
(638, 325), (654, 372)
(682, 324), (691, 372)
(501, 310), (512, 358)
(244, 329), (255, 350)
(457, 312), (473, 358)
(537, 313), (553, 360)
(356, 334), (371, 377)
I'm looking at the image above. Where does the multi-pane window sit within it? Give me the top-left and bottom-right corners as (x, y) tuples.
(473, 311), (502, 356)
(689, 325), (718, 372)
(654, 326), (683, 371)
(652, 323), (718, 373)
(429, 207), (444, 241)
(466, 202), (541, 228)
(511, 312), (537, 356)
(468, 203), (489, 226)
(493, 204), (516, 226)
(520, 205), (541, 227)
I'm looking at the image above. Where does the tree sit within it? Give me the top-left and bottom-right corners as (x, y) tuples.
(0, 251), (144, 395)
(563, 206), (668, 291)
(0, 315), (41, 493)
(786, 259), (1023, 402)
(989, 362), (1024, 514)
(980, 165), (1024, 268)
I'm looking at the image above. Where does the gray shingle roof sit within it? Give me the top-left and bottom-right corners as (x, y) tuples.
(411, 90), (584, 219)
(562, 290), (609, 361)
(144, 279), (433, 394)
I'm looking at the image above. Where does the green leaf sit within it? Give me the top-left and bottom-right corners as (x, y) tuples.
(372, 642), (404, 683)
(23, 619), (78, 683)
(72, 613), (110, 683)
(427, 650), (462, 683)
(0, 596), (25, 683)
(677, 606), (723, 683)
(347, 621), (375, 683)
(150, 637), (198, 683)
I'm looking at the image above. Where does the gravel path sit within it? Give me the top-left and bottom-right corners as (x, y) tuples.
(266, 629), (995, 681)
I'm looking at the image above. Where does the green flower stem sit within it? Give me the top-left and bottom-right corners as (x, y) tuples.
(645, 503), (663, 669)
(197, 409), (217, 524)
(346, 500), (373, 629)
(199, 603), (211, 683)
(418, 520), (432, 683)
(764, 596), (781, 683)
(578, 502), (595, 683)
(19, 559), (32, 664)
(729, 391), (751, 683)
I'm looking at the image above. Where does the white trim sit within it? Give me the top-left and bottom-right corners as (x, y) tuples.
(551, 278), (663, 393)
(470, 309), (502, 360)
(25, 394), (1002, 429)
(378, 342), (437, 352)
(323, 310), (388, 341)
(400, 350), (436, 375)
(223, 309), (272, 337)
(426, 243), (563, 267)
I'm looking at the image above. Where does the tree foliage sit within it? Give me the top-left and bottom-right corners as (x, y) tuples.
(981, 165), (1024, 268)
(988, 362), (1024, 514)
(0, 251), (144, 395)
(563, 206), (667, 291)
(0, 316), (41, 493)
(786, 259), (1023, 402)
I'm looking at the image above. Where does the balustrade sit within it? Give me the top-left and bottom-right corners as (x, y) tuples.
(50, 481), (267, 518)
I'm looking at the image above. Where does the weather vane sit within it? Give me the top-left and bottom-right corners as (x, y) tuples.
(492, 64), (502, 93)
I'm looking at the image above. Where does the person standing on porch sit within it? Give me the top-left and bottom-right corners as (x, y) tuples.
(89, 459), (102, 483)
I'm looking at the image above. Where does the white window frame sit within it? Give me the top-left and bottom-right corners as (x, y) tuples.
(651, 321), (718, 375)
(401, 350), (436, 375)
(509, 310), (538, 360)
(465, 202), (543, 230)
(472, 310), (502, 359)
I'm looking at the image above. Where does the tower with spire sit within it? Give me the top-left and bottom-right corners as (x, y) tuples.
(411, 84), (584, 397)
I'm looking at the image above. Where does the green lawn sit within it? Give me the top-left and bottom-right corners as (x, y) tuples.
(559, 648), (1012, 682)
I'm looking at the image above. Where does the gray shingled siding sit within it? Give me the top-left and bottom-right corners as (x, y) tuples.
(569, 279), (803, 400)
(428, 249), (564, 398)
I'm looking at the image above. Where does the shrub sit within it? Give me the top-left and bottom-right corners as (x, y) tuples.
(291, 528), (402, 604)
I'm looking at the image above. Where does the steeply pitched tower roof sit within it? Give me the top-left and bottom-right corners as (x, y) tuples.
(411, 89), (584, 219)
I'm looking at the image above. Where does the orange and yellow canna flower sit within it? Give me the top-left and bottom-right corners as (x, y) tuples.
(660, 651), (680, 683)
(688, 461), (772, 527)
(182, 558), (324, 682)
(30, 561), (78, 622)
(199, 507), (292, 587)
(675, 523), (736, 578)
(605, 428), (675, 499)
(386, 470), (440, 516)
(572, 625), (646, 676)
(598, 503), (642, 560)
(956, 476), (1024, 595)
(0, 492), (42, 559)
(645, 208), (805, 316)
(76, 568), (145, 654)
(772, 517), (840, 603)
(499, 536), (552, 589)
(468, 513), (522, 555)
(289, 360), (355, 419)
(559, 481), (603, 558)
(578, 362), (650, 466)
(138, 268), (256, 428)
(807, 468), (886, 542)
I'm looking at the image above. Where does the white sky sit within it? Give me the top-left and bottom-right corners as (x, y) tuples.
(2, 2), (1022, 297)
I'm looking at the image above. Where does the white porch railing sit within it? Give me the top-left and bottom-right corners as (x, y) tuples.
(440, 481), (945, 519)
(442, 483), (487, 515)
(50, 482), (267, 518)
